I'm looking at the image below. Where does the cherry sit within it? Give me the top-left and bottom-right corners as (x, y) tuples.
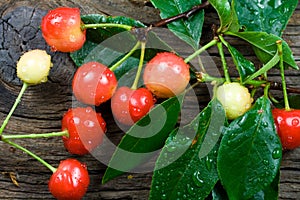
(41, 7), (86, 52)
(72, 62), (118, 106)
(111, 86), (156, 126)
(48, 159), (90, 200)
(16, 49), (52, 84)
(216, 82), (253, 120)
(272, 108), (300, 150)
(143, 52), (190, 98)
(62, 107), (106, 155)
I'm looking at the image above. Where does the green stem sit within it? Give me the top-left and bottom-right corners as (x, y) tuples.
(277, 40), (290, 110)
(109, 41), (141, 71)
(2, 139), (56, 173)
(1, 130), (68, 140)
(264, 83), (270, 98)
(0, 83), (29, 135)
(82, 23), (132, 31)
(197, 72), (225, 84)
(217, 42), (231, 83)
(184, 39), (218, 64)
(131, 42), (146, 90)
(243, 51), (280, 85)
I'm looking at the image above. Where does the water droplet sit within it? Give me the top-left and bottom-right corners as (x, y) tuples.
(263, 160), (269, 165)
(262, 121), (268, 127)
(192, 171), (204, 187)
(292, 117), (299, 126)
(272, 148), (281, 159)
(161, 193), (167, 199)
(187, 184), (195, 194)
(205, 157), (213, 171)
(166, 145), (176, 152)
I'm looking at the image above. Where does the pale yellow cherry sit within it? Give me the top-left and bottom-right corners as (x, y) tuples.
(216, 82), (253, 120)
(17, 49), (52, 84)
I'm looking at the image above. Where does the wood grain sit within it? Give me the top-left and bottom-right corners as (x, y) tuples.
(0, 1), (299, 199)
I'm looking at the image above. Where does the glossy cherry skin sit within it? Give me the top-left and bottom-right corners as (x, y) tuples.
(41, 7), (86, 52)
(143, 52), (190, 98)
(62, 107), (107, 155)
(272, 108), (300, 150)
(72, 62), (118, 106)
(48, 159), (90, 200)
(111, 86), (156, 126)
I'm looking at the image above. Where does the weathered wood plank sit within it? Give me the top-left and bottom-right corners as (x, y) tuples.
(0, 1), (299, 199)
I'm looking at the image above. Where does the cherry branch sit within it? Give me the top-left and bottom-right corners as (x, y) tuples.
(152, 1), (210, 27)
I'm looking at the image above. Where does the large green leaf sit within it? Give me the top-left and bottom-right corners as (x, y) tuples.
(226, 43), (256, 82)
(149, 99), (226, 200)
(217, 96), (282, 200)
(81, 14), (145, 43)
(234, 0), (298, 36)
(150, 0), (204, 49)
(208, 0), (240, 32)
(226, 31), (298, 69)
(102, 94), (185, 184)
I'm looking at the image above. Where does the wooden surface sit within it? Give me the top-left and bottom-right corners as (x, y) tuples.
(0, 0), (299, 199)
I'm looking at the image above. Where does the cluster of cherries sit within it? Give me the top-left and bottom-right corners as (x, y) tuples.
(2, 5), (299, 200)
(39, 7), (190, 199)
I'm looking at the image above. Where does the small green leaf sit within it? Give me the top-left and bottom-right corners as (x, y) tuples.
(226, 31), (298, 69)
(150, 0), (204, 49)
(217, 96), (282, 200)
(226, 44), (256, 82)
(102, 94), (185, 184)
(233, 0), (298, 36)
(149, 99), (226, 200)
(209, 0), (239, 32)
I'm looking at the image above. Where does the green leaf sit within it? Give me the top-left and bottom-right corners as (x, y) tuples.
(233, 0), (298, 36)
(208, 0), (239, 32)
(251, 170), (280, 200)
(226, 31), (298, 69)
(150, 0), (204, 49)
(81, 14), (145, 43)
(226, 44), (256, 82)
(149, 99), (226, 200)
(217, 96), (282, 200)
(102, 94), (185, 184)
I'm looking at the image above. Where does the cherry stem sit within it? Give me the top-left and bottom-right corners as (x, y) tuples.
(2, 139), (56, 173)
(152, 1), (210, 27)
(109, 41), (141, 71)
(217, 42), (231, 83)
(264, 83), (271, 98)
(1, 130), (69, 140)
(0, 82), (29, 135)
(184, 39), (218, 64)
(131, 42), (146, 90)
(243, 50), (280, 85)
(277, 40), (290, 111)
(82, 23), (132, 31)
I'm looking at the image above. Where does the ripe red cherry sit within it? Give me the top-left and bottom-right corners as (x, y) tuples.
(62, 107), (107, 155)
(48, 159), (90, 200)
(41, 7), (86, 52)
(72, 62), (118, 106)
(111, 86), (156, 126)
(272, 108), (300, 150)
(143, 52), (190, 98)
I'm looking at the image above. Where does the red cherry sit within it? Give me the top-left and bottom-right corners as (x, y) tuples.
(48, 159), (90, 200)
(41, 7), (86, 52)
(272, 108), (300, 150)
(62, 107), (106, 155)
(72, 62), (118, 106)
(111, 86), (156, 126)
(143, 52), (190, 98)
